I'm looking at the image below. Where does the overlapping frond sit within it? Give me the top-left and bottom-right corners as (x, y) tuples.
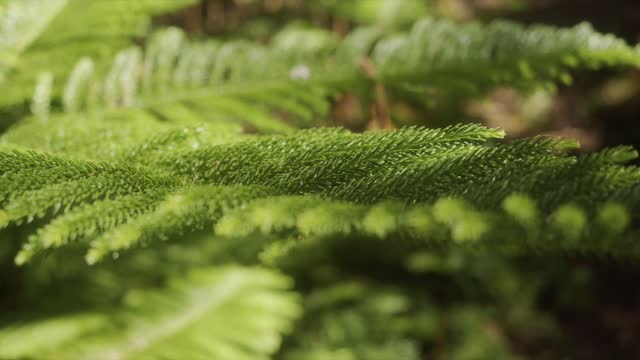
(374, 18), (640, 91)
(281, 282), (427, 360)
(1, 125), (638, 265)
(0, 0), (198, 108)
(85, 185), (274, 265)
(0, 266), (301, 360)
(218, 194), (638, 260)
(279, 280), (521, 360)
(2, 6), (640, 360)
(1, 117), (245, 161)
(6, 16), (638, 144)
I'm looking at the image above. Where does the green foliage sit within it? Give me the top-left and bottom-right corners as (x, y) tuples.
(1, 4), (640, 359)
(1, 124), (638, 266)
(0, 266), (301, 360)
(0, 0), (198, 109)
(8, 16), (637, 136)
(280, 282), (429, 360)
(315, 0), (431, 28)
(376, 18), (640, 88)
(19, 25), (344, 134)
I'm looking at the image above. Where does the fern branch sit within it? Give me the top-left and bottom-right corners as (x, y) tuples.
(6, 17), (638, 150)
(0, 154), (183, 231)
(1, 125), (639, 264)
(16, 190), (169, 265)
(0, 266), (301, 360)
(85, 185), (274, 264)
(0, 0), (198, 111)
(215, 193), (637, 259)
(374, 19), (640, 90)
(0, 0), (67, 82)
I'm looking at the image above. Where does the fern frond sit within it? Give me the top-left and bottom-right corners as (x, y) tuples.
(374, 18), (640, 91)
(216, 194), (638, 259)
(0, 153), (182, 232)
(2, 124), (639, 264)
(162, 125), (506, 192)
(1, 117), (243, 161)
(3, 6), (639, 359)
(85, 185), (274, 264)
(16, 190), (169, 265)
(0, 0), (66, 80)
(0, 0), (198, 108)
(0, 314), (108, 360)
(0, 266), (301, 360)
(6, 17), (638, 148)
(37, 26), (341, 134)
(279, 281), (426, 360)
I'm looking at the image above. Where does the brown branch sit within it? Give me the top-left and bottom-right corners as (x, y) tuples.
(360, 57), (394, 130)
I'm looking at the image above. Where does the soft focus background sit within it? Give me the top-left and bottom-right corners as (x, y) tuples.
(1, 1), (640, 359)
(152, 1), (640, 357)
(155, 0), (640, 153)
(3, 0), (640, 149)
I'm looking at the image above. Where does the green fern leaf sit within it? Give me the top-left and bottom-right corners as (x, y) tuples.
(0, 266), (301, 360)
(1, 125), (638, 264)
(0, 0), (198, 109)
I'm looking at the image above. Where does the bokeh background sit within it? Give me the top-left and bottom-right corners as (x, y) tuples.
(1, 1), (640, 359)
(156, 1), (640, 358)
(158, 1), (640, 357)
(155, 0), (640, 153)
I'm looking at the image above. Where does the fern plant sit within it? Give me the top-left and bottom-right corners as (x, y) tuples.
(0, 0), (199, 110)
(1, 2), (640, 359)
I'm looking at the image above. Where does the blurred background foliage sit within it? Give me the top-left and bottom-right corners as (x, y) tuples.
(3, 0), (640, 149)
(1, 1), (640, 359)
(145, 1), (640, 357)
(155, 0), (640, 152)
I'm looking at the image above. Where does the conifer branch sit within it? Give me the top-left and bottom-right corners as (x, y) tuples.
(0, 125), (638, 264)
(5, 16), (637, 145)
